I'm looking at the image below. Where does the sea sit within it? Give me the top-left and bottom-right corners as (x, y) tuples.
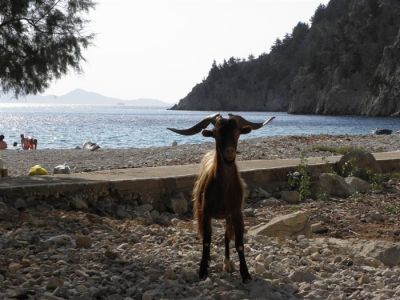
(1, 103), (400, 149)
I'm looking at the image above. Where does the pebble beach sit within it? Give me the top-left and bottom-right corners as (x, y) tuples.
(1, 133), (400, 299)
(1, 134), (400, 177)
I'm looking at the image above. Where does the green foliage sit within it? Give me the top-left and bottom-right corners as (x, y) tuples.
(288, 152), (311, 201)
(390, 172), (400, 180)
(0, 0), (95, 97)
(317, 192), (330, 202)
(313, 145), (364, 155)
(384, 205), (400, 214)
(350, 191), (362, 202)
(341, 160), (362, 178)
(321, 156), (335, 173)
(369, 172), (383, 191)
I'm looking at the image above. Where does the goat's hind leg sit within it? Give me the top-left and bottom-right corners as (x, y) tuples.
(223, 219), (235, 273)
(199, 215), (212, 280)
(233, 213), (252, 283)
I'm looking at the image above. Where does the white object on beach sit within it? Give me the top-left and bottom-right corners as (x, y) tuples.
(83, 141), (100, 151)
(53, 163), (71, 175)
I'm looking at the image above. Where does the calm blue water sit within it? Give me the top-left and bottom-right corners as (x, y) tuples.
(1, 104), (400, 149)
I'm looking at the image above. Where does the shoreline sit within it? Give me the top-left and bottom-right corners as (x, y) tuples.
(1, 134), (400, 177)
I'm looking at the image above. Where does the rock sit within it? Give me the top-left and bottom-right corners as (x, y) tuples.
(171, 141), (178, 147)
(168, 193), (188, 214)
(337, 149), (381, 179)
(75, 235), (92, 248)
(254, 262), (266, 274)
(182, 268), (198, 283)
(280, 190), (300, 203)
(70, 196), (88, 210)
(0, 201), (18, 221)
(164, 268), (176, 280)
(373, 128), (392, 135)
(360, 241), (400, 267)
(345, 176), (371, 193)
(249, 211), (311, 237)
(14, 198), (27, 210)
(288, 268), (316, 283)
(104, 249), (118, 259)
(20, 259), (31, 268)
(368, 212), (385, 222)
(115, 205), (128, 219)
(311, 222), (329, 234)
(46, 277), (64, 290)
(53, 164), (71, 175)
(249, 187), (271, 200)
(319, 173), (355, 197)
(75, 284), (88, 293)
(358, 274), (369, 284)
(83, 141), (100, 151)
(244, 208), (255, 217)
(136, 204), (153, 215)
(8, 262), (22, 273)
(45, 234), (72, 247)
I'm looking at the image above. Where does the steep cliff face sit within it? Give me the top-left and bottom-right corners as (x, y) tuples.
(365, 29), (400, 116)
(172, 0), (400, 116)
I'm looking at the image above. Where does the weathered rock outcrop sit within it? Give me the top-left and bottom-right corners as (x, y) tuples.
(172, 0), (400, 116)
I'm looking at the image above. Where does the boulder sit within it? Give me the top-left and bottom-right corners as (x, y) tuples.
(319, 173), (355, 197)
(360, 241), (400, 267)
(336, 149), (381, 179)
(280, 190), (300, 203)
(168, 193), (188, 214)
(288, 268), (316, 283)
(249, 211), (311, 237)
(345, 176), (371, 193)
(70, 196), (88, 210)
(75, 235), (92, 248)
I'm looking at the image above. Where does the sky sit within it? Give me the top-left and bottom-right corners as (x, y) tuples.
(44, 0), (330, 103)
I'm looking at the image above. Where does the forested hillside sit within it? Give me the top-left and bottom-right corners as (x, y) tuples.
(172, 0), (400, 116)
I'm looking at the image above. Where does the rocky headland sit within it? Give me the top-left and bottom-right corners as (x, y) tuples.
(172, 0), (400, 116)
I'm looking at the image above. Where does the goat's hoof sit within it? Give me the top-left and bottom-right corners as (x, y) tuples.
(223, 258), (235, 273)
(241, 273), (252, 284)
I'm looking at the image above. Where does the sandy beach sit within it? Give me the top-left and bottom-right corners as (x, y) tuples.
(1, 134), (400, 177)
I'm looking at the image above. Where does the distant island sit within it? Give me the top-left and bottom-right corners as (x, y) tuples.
(172, 0), (400, 116)
(0, 88), (170, 107)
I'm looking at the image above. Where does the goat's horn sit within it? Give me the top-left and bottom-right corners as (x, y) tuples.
(167, 113), (221, 136)
(228, 113), (275, 130)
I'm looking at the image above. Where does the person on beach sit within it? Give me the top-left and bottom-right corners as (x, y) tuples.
(20, 134), (38, 150)
(0, 135), (7, 150)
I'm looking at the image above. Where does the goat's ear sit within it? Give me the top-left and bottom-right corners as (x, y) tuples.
(202, 129), (214, 138)
(240, 126), (252, 135)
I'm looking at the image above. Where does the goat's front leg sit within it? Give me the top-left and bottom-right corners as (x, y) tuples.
(223, 219), (235, 273)
(233, 213), (252, 283)
(199, 215), (212, 280)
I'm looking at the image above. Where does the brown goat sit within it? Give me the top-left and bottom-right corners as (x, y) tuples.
(168, 113), (274, 283)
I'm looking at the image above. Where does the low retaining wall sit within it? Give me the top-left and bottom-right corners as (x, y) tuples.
(1, 153), (400, 217)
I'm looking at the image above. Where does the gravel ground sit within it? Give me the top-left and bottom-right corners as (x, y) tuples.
(1, 134), (400, 177)
(1, 177), (400, 299)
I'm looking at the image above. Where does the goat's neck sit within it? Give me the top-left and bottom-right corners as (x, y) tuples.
(215, 148), (238, 175)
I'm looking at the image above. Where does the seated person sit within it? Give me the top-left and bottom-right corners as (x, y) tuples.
(0, 135), (7, 150)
